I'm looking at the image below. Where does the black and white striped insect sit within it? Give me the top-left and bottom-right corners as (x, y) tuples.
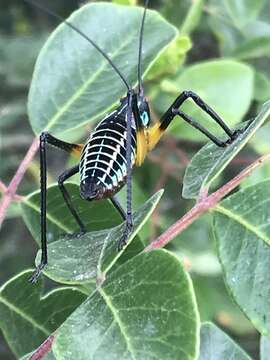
(26, 0), (244, 283)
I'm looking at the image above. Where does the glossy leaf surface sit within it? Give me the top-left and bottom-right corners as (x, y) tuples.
(214, 180), (270, 336)
(0, 271), (85, 358)
(53, 250), (199, 360)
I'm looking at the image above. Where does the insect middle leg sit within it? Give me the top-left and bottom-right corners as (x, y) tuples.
(29, 131), (83, 283)
(58, 165), (87, 236)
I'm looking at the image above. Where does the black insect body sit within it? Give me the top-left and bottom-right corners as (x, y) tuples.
(79, 99), (137, 201)
(25, 0), (245, 283)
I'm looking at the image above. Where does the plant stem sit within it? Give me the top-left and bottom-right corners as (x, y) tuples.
(0, 137), (39, 227)
(29, 335), (54, 360)
(146, 152), (270, 251)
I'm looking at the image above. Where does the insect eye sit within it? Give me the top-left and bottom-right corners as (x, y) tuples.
(141, 111), (149, 126)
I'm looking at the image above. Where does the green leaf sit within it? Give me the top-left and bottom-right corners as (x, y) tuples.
(160, 60), (254, 141)
(53, 250), (199, 360)
(182, 100), (270, 199)
(38, 190), (163, 284)
(0, 270), (86, 358)
(193, 276), (254, 334)
(232, 36), (270, 59)
(225, 0), (265, 28)
(0, 34), (46, 88)
(21, 183), (123, 245)
(213, 180), (270, 336)
(199, 322), (251, 359)
(28, 3), (177, 135)
(147, 35), (192, 80)
(261, 336), (270, 360)
(254, 71), (270, 102)
(113, 0), (136, 4)
(240, 163), (270, 189)
(250, 123), (270, 154)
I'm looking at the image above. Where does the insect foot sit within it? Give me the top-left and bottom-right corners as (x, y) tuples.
(118, 221), (133, 251)
(28, 262), (47, 284)
(225, 128), (243, 145)
(60, 230), (86, 239)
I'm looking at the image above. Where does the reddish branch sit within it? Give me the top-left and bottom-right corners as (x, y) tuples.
(0, 180), (24, 201)
(29, 335), (54, 360)
(146, 152), (270, 251)
(0, 137), (39, 227)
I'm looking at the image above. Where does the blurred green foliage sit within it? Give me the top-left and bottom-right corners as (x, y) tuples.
(1, 0), (270, 359)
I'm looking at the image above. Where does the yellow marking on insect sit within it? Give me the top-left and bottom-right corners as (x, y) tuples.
(147, 122), (164, 151)
(135, 122), (165, 166)
(71, 144), (83, 157)
(135, 129), (148, 166)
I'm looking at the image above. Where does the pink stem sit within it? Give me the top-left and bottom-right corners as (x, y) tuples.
(0, 180), (25, 201)
(29, 335), (54, 360)
(146, 152), (270, 251)
(0, 137), (39, 227)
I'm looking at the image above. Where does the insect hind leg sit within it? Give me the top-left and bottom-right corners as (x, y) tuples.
(29, 132), (83, 283)
(172, 109), (231, 147)
(159, 90), (245, 145)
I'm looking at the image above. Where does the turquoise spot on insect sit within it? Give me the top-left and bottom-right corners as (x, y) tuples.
(141, 111), (150, 126)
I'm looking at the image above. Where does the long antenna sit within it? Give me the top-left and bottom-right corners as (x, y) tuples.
(24, 0), (131, 91)
(137, 0), (149, 95)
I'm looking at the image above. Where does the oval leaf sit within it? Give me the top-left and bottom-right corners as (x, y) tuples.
(0, 270), (86, 358)
(213, 180), (270, 336)
(28, 3), (177, 135)
(232, 36), (270, 59)
(53, 250), (199, 360)
(183, 100), (270, 199)
(39, 190), (163, 284)
(199, 322), (251, 360)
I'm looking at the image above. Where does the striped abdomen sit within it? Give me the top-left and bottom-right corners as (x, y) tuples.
(79, 109), (136, 200)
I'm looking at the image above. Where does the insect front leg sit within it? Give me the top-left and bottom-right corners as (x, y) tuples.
(159, 90), (243, 146)
(29, 132), (83, 283)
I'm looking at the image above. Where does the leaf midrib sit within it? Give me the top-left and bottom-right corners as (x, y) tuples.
(214, 204), (270, 245)
(98, 287), (136, 360)
(0, 295), (50, 336)
(23, 198), (73, 233)
(44, 32), (134, 132)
